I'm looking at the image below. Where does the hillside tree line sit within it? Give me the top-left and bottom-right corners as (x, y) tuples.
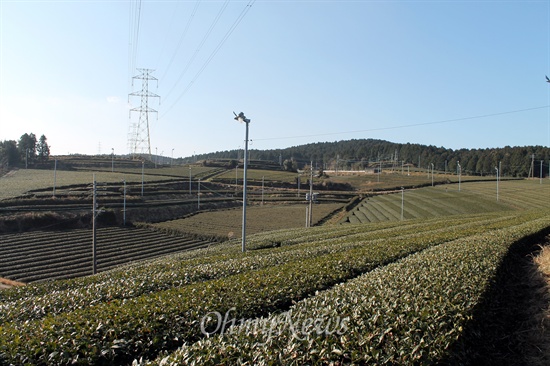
(196, 139), (550, 178)
(0, 133), (50, 172)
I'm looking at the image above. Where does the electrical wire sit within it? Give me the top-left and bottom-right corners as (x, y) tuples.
(158, 0), (202, 83)
(161, 0), (256, 118)
(253, 105), (550, 142)
(128, 0), (142, 88)
(164, 0), (231, 102)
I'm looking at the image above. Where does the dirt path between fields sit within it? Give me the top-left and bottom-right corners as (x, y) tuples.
(0, 277), (26, 290)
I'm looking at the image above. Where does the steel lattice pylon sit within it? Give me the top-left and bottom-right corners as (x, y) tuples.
(128, 68), (160, 160)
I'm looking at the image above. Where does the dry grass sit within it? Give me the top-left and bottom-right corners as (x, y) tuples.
(528, 238), (550, 366)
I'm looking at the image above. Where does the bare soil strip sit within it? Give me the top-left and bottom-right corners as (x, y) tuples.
(0, 277), (26, 289)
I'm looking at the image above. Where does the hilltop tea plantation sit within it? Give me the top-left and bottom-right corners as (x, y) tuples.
(1, 158), (550, 365)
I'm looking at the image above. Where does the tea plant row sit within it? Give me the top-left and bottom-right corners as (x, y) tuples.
(0, 227), (210, 283)
(1, 210), (547, 365)
(145, 214), (550, 365)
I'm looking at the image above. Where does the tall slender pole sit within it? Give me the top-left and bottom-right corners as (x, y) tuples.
(308, 161), (313, 227)
(141, 160), (144, 197)
(53, 159), (57, 197)
(111, 148), (114, 172)
(540, 160), (543, 184)
(495, 166), (499, 201)
(431, 163), (434, 186)
(458, 162), (461, 192)
(401, 187), (405, 221)
(92, 175), (97, 275)
(198, 178), (201, 209)
(189, 166), (192, 194)
(261, 176), (264, 205)
(123, 179), (127, 225)
(241, 121), (249, 252)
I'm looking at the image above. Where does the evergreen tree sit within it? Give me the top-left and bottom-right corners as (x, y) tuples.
(37, 134), (50, 162)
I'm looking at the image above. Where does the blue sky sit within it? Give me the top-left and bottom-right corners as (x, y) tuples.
(1, 0), (549, 158)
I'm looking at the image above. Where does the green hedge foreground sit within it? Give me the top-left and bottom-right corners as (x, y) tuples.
(0, 214), (502, 325)
(0, 211), (548, 365)
(144, 215), (550, 365)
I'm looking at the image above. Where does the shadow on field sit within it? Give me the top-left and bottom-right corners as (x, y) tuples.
(440, 229), (550, 366)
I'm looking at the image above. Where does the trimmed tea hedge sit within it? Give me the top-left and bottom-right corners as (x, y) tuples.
(145, 215), (550, 365)
(0, 211), (548, 365)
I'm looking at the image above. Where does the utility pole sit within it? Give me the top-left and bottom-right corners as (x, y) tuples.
(261, 176), (265, 205)
(401, 187), (405, 221)
(93, 177), (97, 275)
(457, 161), (461, 192)
(53, 159), (57, 197)
(233, 112), (250, 253)
(495, 167), (500, 202)
(123, 179), (127, 225)
(198, 178), (201, 209)
(141, 160), (144, 197)
(92, 175), (101, 275)
(308, 161), (314, 227)
(128, 68), (159, 160)
(530, 153), (535, 178)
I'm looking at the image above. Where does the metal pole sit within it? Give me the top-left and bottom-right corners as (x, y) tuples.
(541, 160), (543, 184)
(111, 148), (114, 172)
(262, 176), (264, 205)
(458, 162), (461, 192)
(308, 161), (313, 227)
(495, 166), (499, 201)
(123, 179), (127, 225)
(241, 121), (249, 252)
(198, 178), (201, 209)
(53, 159), (57, 197)
(141, 160), (144, 197)
(431, 163), (434, 186)
(189, 166), (192, 194)
(92, 175), (97, 275)
(401, 187), (405, 220)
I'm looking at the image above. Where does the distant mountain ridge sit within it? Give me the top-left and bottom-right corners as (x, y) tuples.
(192, 138), (549, 178)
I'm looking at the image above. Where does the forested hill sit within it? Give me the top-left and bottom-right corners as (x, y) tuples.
(195, 139), (550, 178)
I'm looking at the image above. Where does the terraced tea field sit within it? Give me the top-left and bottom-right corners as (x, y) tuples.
(343, 180), (549, 223)
(151, 202), (345, 240)
(0, 227), (211, 283)
(0, 166), (220, 200)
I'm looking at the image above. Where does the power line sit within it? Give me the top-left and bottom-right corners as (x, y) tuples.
(164, 0), (230, 102)
(128, 0), (142, 85)
(253, 105), (550, 142)
(162, 0), (256, 118)
(158, 0), (202, 83)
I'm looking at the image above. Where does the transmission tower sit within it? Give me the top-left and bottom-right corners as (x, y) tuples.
(128, 68), (160, 160)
